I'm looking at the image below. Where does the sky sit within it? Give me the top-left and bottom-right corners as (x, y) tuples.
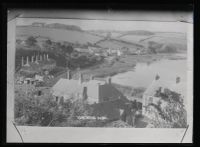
(16, 17), (189, 33)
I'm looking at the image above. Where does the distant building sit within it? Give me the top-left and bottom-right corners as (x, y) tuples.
(88, 46), (101, 52)
(117, 49), (122, 56)
(142, 75), (186, 117)
(74, 47), (90, 53)
(35, 74), (44, 82)
(32, 22), (46, 27)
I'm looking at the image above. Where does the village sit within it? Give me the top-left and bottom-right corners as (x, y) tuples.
(14, 43), (186, 127)
(14, 20), (187, 128)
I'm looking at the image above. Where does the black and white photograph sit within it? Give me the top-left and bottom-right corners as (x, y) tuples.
(6, 8), (193, 143)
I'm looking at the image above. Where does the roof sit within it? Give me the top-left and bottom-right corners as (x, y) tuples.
(144, 78), (186, 98)
(51, 77), (125, 104)
(51, 78), (106, 100)
(51, 78), (84, 98)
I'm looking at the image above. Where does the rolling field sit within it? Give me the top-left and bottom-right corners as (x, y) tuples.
(16, 26), (104, 45)
(117, 32), (187, 52)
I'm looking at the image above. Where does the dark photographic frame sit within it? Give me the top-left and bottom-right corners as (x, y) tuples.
(1, 0), (198, 145)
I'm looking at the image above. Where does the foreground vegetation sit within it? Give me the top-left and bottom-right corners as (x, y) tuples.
(146, 88), (187, 128)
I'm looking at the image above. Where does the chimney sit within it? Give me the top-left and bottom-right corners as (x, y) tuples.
(82, 86), (88, 100)
(107, 77), (112, 84)
(31, 56), (34, 62)
(176, 76), (180, 84)
(44, 54), (46, 60)
(79, 73), (83, 84)
(155, 74), (160, 80)
(40, 55), (43, 61)
(47, 54), (49, 60)
(90, 75), (94, 80)
(21, 56), (24, 66)
(97, 83), (101, 103)
(25, 56), (30, 66)
(35, 55), (39, 64)
(67, 70), (71, 80)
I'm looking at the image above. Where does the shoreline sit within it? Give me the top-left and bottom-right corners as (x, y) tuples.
(81, 53), (187, 79)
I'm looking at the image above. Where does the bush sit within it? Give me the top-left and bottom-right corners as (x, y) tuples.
(146, 89), (187, 128)
(25, 36), (37, 47)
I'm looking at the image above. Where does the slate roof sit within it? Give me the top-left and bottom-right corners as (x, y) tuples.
(51, 78), (106, 101)
(51, 78), (83, 98)
(51, 77), (125, 104)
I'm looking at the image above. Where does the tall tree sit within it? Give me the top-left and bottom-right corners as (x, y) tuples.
(42, 39), (53, 51)
(25, 36), (37, 47)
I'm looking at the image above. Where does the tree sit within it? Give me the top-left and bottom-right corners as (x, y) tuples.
(25, 36), (37, 46)
(60, 45), (74, 68)
(146, 88), (187, 128)
(63, 45), (74, 55)
(42, 39), (53, 51)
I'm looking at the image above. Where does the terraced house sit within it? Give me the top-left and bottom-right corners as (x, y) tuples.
(51, 70), (130, 121)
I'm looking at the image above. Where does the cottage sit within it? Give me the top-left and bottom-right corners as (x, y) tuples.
(74, 47), (90, 53)
(51, 71), (130, 120)
(51, 71), (125, 104)
(35, 74), (44, 82)
(142, 75), (186, 116)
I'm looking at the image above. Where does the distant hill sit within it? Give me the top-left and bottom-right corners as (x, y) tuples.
(139, 32), (187, 53)
(16, 24), (187, 54)
(117, 31), (187, 53)
(118, 30), (155, 38)
(45, 23), (83, 31)
(96, 38), (144, 51)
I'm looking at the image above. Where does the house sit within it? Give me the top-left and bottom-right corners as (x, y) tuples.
(142, 75), (186, 117)
(51, 71), (125, 104)
(32, 22), (46, 27)
(74, 47), (90, 53)
(35, 74), (44, 82)
(51, 71), (130, 120)
(88, 46), (102, 53)
(117, 49), (122, 56)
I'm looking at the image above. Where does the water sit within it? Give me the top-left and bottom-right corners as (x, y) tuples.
(112, 59), (187, 88)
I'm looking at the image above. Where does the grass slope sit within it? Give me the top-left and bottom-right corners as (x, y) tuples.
(16, 26), (104, 45)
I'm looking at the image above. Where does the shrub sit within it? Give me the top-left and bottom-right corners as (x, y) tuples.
(146, 89), (187, 128)
(25, 36), (37, 47)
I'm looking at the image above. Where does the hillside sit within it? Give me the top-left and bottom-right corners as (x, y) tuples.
(87, 30), (123, 38)
(16, 26), (104, 45)
(118, 32), (187, 53)
(96, 38), (144, 51)
(45, 23), (82, 31)
(118, 30), (155, 38)
(16, 24), (187, 54)
(139, 33), (187, 52)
